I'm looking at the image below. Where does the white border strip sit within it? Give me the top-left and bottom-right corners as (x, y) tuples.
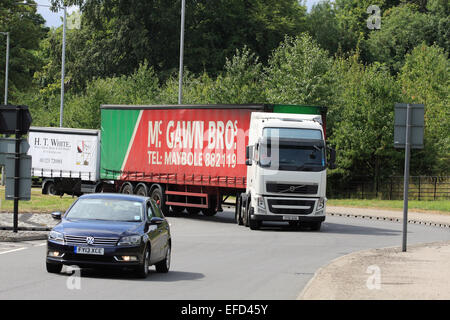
(120, 110), (144, 176)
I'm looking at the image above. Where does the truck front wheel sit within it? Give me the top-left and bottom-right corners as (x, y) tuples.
(248, 207), (261, 230)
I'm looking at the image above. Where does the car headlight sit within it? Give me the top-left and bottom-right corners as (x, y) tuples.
(118, 235), (141, 246)
(48, 231), (64, 243)
(317, 197), (326, 210)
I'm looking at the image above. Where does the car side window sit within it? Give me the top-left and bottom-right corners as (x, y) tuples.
(147, 202), (153, 219)
(150, 199), (163, 218)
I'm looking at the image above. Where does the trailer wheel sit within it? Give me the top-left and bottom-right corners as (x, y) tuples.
(202, 196), (217, 217)
(151, 187), (169, 216)
(44, 182), (58, 196)
(135, 184), (148, 197)
(121, 184), (133, 194)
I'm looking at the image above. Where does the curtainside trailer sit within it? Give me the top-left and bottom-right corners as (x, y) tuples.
(99, 104), (334, 230)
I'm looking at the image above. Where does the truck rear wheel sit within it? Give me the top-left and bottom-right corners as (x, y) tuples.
(151, 187), (169, 216)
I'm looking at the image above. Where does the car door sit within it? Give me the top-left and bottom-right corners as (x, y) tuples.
(145, 200), (162, 264)
(150, 199), (170, 261)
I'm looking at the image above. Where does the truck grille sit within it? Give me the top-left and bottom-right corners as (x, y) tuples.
(267, 199), (315, 215)
(64, 235), (119, 247)
(266, 183), (318, 195)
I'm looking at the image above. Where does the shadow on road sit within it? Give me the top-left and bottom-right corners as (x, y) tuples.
(320, 222), (402, 236)
(167, 210), (236, 225)
(169, 210), (402, 236)
(61, 267), (204, 282)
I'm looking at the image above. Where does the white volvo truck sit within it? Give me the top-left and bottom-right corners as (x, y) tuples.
(237, 112), (335, 231)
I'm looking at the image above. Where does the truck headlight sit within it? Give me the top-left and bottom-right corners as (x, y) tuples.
(317, 197), (326, 210)
(118, 235), (141, 246)
(48, 231), (64, 243)
(256, 196), (266, 210)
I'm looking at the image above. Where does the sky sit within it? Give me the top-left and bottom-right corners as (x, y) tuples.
(35, 0), (322, 28)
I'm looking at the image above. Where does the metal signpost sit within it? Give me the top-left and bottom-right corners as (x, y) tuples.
(394, 103), (424, 252)
(0, 105), (32, 233)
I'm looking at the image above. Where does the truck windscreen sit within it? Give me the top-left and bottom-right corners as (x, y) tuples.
(259, 128), (325, 172)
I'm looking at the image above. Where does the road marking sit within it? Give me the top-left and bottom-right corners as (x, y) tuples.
(0, 247), (27, 255)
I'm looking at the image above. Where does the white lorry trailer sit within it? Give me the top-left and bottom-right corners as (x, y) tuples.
(28, 127), (102, 196)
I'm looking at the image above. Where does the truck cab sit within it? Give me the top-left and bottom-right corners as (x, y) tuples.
(239, 112), (334, 230)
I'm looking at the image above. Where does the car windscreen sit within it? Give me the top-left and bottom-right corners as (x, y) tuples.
(66, 198), (144, 222)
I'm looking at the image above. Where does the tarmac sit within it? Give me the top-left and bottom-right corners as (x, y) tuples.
(1, 206), (449, 299)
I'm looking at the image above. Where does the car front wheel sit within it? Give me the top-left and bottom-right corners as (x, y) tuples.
(155, 245), (171, 273)
(136, 247), (150, 278)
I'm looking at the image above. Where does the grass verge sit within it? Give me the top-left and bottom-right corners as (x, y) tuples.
(0, 187), (76, 213)
(327, 199), (450, 214)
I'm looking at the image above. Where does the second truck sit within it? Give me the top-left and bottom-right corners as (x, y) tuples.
(28, 104), (335, 230)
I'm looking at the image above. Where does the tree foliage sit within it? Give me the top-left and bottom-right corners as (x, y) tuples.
(0, 0), (48, 102)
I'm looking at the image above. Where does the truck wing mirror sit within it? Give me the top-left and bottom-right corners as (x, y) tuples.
(245, 146), (253, 166)
(327, 147), (336, 169)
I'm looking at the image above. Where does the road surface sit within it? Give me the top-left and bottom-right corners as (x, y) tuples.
(0, 209), (449, 299)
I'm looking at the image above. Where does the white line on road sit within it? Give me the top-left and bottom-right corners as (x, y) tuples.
(0, 247), (27, 255)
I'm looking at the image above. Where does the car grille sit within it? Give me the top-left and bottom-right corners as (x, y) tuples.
(267, 199), (315, 215)
(64, 235), (119, 247)
(266, 183), (318, 195)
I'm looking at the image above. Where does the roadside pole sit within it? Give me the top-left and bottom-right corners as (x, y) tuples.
(1, 32), (9, 186)
(394, 103), (424, 253)
(178, 0), (185, 105)
(401, 104), (412, 252)
(60, 6), (67, 127)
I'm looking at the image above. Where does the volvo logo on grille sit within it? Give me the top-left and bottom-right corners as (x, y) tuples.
(86, 237), (95, 245)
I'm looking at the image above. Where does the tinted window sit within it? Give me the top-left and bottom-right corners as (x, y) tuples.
(147, 202), (153, 219)
(66, 198), (143, 222)
(151, 199), (163, 218)
(263, 128), (322, 140)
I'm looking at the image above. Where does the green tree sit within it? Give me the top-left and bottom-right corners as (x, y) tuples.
(365, 4), (436, 73)
(398, 43), (449, 174)
(63, 62), (160, 129)
(328, 54), (403, 186)
(264, 34), (334, 106)
(0, 0), (48, 101)
(48, 0), (306, 89)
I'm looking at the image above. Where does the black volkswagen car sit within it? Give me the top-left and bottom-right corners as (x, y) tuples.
(46, 193), (171, 278)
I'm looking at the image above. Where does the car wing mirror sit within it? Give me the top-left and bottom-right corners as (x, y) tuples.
(150, 217), (164, 225)
(51, 212), (62, 220)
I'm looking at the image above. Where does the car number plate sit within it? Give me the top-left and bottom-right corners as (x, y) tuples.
(283, 216), (299, 221)
(75, 247), (104, 255)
